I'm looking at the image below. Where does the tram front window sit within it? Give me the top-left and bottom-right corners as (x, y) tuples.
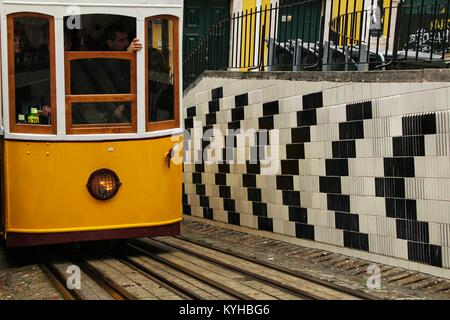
(147, 18), (177, 124)
(13, 16), (51, 126)
(64, 14), (137, 133)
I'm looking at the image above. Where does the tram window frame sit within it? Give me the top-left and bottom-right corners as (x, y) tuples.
(7, 12), (57, 134)
(145, 15), (180, 132)
(65, 51), (137, 134)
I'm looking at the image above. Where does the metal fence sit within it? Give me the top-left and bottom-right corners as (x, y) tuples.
(183, 0), (450, 89)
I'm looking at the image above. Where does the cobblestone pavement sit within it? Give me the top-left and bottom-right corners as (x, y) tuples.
(180, 219), (450, 300)
(0, 244), (62, 300)
(0, 265), (62, 300)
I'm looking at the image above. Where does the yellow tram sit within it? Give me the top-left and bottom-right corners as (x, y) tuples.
(0, 0), (184, 246)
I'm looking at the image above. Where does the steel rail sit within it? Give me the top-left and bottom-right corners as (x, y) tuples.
(126, 241), (254, 300)
(170, 236), (380, 300)
(132, 239), (318, 300)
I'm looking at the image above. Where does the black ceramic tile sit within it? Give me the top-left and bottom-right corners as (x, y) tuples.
(335, 212), (360, 232)
(263, 101), (280, 116)
(276, 175), (294, 190)
(396, 219), (429, 243)
(385, 198), (417, 220)
(215, 173), (227, 186)
(212, 87), (223, 100)
(253, 202), (268, 217)
(243, 174), (257, 188)
(200, 195), (209, 208)
(246, 162), (261, 174)
(408, 241), (442, 267)
(187, 106), (197, 118)
(196, 184), (206, 196)
(206, 113), (217, 125)
(232, 107), (245, 121)
(302, 92), (323, 110)
(346, 101), (372, 121)
(297, 109), (317, 126)
(219, 186), (231, 199)
(291, 127), (311, 143)
(402, 113), (436, 136)
(192, 172), (202, 184)
(258, 217), (273, 232)
(183, 204), (191, 215)
(203, 207), (214, 220)
(228, 120), (241, 130)
(384, 157), (415, 177)
(289, 207), (308, 223)
(332, 140), (356, 159)
(235, 93), (249, 108)
(185, 118), (193, 129)
(327, 194), (350, 212)
(343, 231), (369, 251)
(339, 121), (364, 140)
(319, 176), (342, 194)
(393, 136), (425, 157)
(247, 188), (262, 202)
(259, 116), (274, 130)
(286, 143), (305, 159)
(295, 223), (315, 240)
(325, 159), (349, 176)
(223, 199), (236, 212)
(375, 178), (405, 198)
(209, 99), (220, 113)
(228, 212), (240, 226)
(282, 191), (301, 206)
(281, 160), (300, 175)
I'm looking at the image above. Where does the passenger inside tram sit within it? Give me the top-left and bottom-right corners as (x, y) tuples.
(13, 19), (52, 126)
(65, 15), (140, 126)
(147, 18), (175, 123)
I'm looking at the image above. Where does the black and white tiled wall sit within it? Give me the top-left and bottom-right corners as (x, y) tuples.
(183, 77), (450, 274)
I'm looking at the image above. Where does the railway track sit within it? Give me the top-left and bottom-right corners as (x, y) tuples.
(37, 236), (378, 300)
(37, 251), (137, 300)
(170, 236), (378, 300)
(129, 237), (378, 300)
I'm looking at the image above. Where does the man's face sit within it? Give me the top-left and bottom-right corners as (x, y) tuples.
(14, 35), (22, 53)
(107, 31), (129, 51)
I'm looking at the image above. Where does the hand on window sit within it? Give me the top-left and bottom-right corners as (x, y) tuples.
(127, 38), (143, 52)
(113, 104), (126, 119)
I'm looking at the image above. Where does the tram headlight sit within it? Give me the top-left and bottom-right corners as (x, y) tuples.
(86, 169), (121, 200)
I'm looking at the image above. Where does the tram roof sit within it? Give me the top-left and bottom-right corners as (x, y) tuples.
(0, 0), (183, 18)
(0, 0), (183, 9)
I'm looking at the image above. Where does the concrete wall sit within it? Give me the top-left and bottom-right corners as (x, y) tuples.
(182, 69), (450, 279)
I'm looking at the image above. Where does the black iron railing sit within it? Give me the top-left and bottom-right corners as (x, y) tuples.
(183, 0), (450, 89)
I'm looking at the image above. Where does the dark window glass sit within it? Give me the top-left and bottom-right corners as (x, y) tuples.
(147, 18), (175, 122)
(70, 59), (130, 94)
(72, 102), (131, 125)
(64, 15), (136, 51)
(14, 17), (51, 125)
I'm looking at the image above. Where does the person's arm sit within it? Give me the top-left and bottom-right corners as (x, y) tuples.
(127, 38), (143, 52)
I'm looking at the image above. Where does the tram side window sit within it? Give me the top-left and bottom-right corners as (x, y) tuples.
(146, 16), (179, 130)
(64, 14), (138, 133)
(9, 15), (55, 131)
